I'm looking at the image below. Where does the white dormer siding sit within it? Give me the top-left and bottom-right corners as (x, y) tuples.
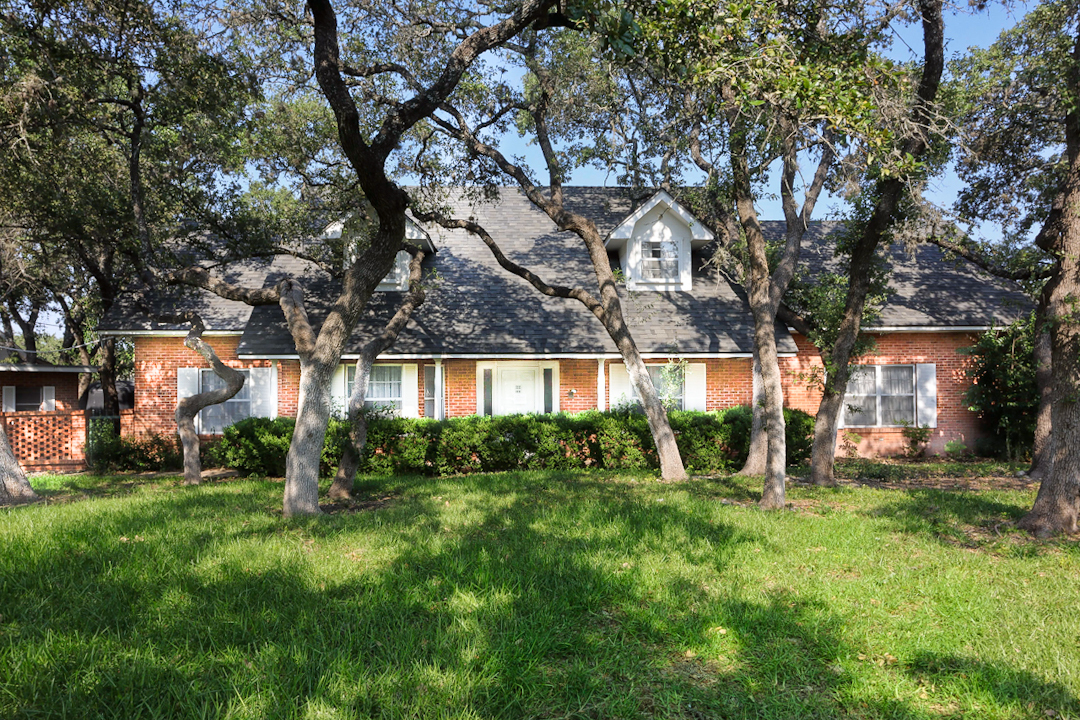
(605, 190), (714, 292)
(325, 215), (435, 291)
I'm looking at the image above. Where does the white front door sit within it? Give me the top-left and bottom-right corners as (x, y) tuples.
(498, 367), (537, 415)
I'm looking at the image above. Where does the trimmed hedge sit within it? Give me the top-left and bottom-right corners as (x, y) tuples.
(212, 406), (814, 478)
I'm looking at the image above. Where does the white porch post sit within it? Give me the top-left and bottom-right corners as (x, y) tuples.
(435, 359), (445, 420)
(597, 359), (606, 411)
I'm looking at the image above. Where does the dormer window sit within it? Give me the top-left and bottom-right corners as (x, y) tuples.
(322, 214), (436, 292)
(604, 190), (714, 292)
(377, 251), (411, 291)
(642, 239), (679, 281)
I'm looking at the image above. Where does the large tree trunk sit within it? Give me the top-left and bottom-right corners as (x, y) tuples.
(284, 358), (335, 516)
(1027, 311), (1054, 479)
(1019, 39), (1080, 535)
(739, 350), (768, 475)
(174, 333), (246, 486)
(750, 288), (787, 508)
(810, 388), (844, 486)
(0, 422), (39, 506)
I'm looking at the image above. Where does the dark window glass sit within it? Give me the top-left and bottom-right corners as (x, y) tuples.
(483, 369), (493, 416)
(543, 368), (553, 413)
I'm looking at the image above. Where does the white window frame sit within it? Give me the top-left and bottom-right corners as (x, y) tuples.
(347, 364), (404, 415)
(842, 364), (918, 428)
(630, 364), (685, 410)
(197, 368), (251, 434)
(640, 239), (680, 282)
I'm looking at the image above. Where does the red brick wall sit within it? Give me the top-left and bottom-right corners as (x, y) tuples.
(0, 371), (81, 411)
(440, 359), (474, 417)
(780, 332), (982, 455)
(2, 411), (87, 470)
(126, 336), (273, 438)
(559, 359), (598, 413)
(128, 332), (983, 456)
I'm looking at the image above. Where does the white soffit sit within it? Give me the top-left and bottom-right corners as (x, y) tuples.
(605, 189), (714, 250)
(322, 216), (436, 253)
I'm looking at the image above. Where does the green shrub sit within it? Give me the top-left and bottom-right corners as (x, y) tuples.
(944, 439), (970, 458)
(209, 406), (816, 478)
(86, 421), (182, 473)
(210, 417), (295, 477)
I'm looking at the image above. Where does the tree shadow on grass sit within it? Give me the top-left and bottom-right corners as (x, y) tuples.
(862, 488), (1077, 554)
(2, 473), (1073, 719)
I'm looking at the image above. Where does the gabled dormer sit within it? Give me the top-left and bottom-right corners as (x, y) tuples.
(605, 190), (714, 292)
(325, 216), (436, 291)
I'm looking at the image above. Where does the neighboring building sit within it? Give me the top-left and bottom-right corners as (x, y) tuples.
(98, 188), (1031, 456)
(1, 363), (96, 472)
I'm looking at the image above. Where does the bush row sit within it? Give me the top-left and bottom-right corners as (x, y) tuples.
(86, 420), (182, 474)
(210, 406), (814, 478)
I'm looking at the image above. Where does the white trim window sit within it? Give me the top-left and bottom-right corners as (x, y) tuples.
(641, 239), (679, 282)
(1, 385), (55, 412)
(842, 364), (931, 428)
(198, 369), (251, 434)
(631, 365), (684, 410)
(347, 364), (404, 414)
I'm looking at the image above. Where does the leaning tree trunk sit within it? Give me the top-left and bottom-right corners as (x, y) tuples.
(174, 331), (246, 485)
(739, 350), (768, 475)
(1027, 309), (1054, 478)
(0, 422), (39, 506)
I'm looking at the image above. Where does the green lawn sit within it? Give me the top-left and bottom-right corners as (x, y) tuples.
(1, 468), (1077, 719)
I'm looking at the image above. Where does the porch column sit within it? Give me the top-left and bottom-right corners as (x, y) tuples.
(435, 359), (445, 420)
(597, 359), (606, 411)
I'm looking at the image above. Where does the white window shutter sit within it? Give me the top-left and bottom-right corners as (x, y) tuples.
(609, 363), (632, 408)
(177, 368), (199, 400)
(401, 364), (419, 418)
(683, 363), (707, 411)
(249, 368), (274, 418)
(916, 363), (937, 429)
(331, 364), (348, 419)
(2, 386), (14, 412)
(42, 386), (56, 411)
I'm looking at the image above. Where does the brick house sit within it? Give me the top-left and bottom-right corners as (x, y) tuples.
(99, 188), (1030, 457)
(1, 364), (95, 471)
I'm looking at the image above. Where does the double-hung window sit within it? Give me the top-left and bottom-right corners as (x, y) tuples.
(843, 365), (916, 427)
(198, 369), (251, 433)
(630, 364), (684, 410)
(346, 365), (403, 414)
(641, 239), (679, 282)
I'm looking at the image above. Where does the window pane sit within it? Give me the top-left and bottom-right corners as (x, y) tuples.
(424, 365), (436, 418)
(845, 366), (876, 395)
(881, 396), (914, 426)
(881, 366), (914, 395)
(844, 396), (877, 426)
(346, 365), (357, 398)
(14, 386), (41, 411)
(642, 240), (678, 280)
(365, 366), (403, 413)
(198, 369), (251, 432)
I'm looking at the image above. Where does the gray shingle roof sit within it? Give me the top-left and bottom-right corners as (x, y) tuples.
(99, 188), (1032, 356)
(238, 188), (784, 357)
(786, 222), (1031, 328)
